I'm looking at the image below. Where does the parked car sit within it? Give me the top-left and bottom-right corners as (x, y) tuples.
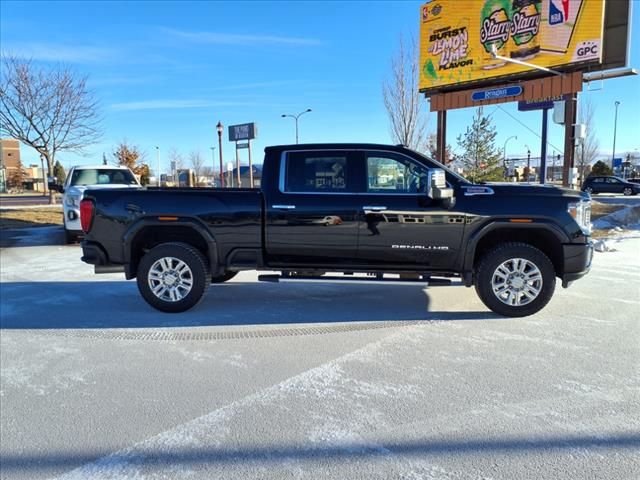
(79, 143), (593, 317)
(51, 165), (141, 243)
(582, 176), (640, 196)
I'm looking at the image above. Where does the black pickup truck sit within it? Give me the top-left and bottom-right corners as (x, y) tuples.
(80, 143), (593, 317)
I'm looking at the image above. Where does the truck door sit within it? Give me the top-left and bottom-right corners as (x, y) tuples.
(264, 150), (362, 266)
(356, 151), (464, 270)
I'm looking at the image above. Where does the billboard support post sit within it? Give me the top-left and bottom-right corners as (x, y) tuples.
(235, 141), (241, 188)
(540, 108), (549, 185)
(436, 110), (447, 164)
(563, 95), (578, 187)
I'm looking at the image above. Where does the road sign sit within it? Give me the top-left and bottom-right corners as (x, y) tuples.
(236, 142), (249, 149)
(471, 86), (522, 102)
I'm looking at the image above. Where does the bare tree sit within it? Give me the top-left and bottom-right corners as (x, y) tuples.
(189, 150), (205, 184)
(382, 36), (428, 152)
(0, 55), (101, 202)
(576, 97), (599, 185)
(168, 147), (184, 172)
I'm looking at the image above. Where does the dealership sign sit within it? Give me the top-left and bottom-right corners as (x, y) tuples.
(472, 85), (522, 101)
(419, 0), (606, 93)
(228, 123), (257, 142)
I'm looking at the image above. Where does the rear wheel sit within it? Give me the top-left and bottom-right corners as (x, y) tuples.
(474, 242), (556, 317)
(136, 242), (210, 313)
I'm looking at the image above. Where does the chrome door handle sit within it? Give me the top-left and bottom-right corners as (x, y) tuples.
(272, 204), (296, 210)
(362, 206), (387, 211)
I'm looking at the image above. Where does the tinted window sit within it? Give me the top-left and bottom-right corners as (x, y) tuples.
(70, 169), (137, 186)
(366, 153), (429, 193)
(284, 153), (352, 192)
(592, 178), (604, 183)
(606, 177), (621, 183)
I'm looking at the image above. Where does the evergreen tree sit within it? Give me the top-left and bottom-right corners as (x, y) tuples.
(8, 160), (25, 191)
(590, 160), (613, 176)
(456, 107), (504, 182)
(53, 160), (66, 185)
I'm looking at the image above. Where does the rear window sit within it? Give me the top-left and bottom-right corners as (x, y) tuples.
(70, 169), (137, 186)
(284, 152), (354, 193)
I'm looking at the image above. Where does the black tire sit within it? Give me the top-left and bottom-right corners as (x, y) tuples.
(211, 271), (238, 283)
(64, 229), (77, 244)
(584, 187), (594, 195)
(474, 242), (556, 317)
(136, 242), (210, 313)
(623, 187), (633, 196)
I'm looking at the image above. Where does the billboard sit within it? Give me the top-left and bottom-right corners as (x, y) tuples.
(419, 0), (606, 93)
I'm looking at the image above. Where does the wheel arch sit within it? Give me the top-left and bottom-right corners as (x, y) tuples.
(465, 221), (570, 279)
(123, 218), (219, 279)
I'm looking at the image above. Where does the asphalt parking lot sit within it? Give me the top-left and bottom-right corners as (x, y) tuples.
(0, 228), (639, 480)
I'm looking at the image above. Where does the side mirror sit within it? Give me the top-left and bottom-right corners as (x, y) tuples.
(427, 168), (454, 200)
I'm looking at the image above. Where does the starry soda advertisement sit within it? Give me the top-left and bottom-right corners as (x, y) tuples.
(419, 0), (606, 92)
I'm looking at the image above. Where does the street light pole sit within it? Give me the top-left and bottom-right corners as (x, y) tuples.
(503, 135), (517, 178)
(216, 121), (224, 188)
(281, 109), (312, 144)
(210, 146), (216, 187)
(524, 144), (531, 182)
(155, 146), (160, 187)
(612, 100), (621, 167)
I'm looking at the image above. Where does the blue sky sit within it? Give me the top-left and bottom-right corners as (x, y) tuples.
(1, 0), (639, 173)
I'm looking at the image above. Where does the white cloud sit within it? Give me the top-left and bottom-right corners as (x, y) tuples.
(109, 99), (290, 112)
(162, 27), (322, 46)
(1, 43), (116, 63)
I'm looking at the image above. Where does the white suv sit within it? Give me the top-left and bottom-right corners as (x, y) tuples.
(60, 165), (140, 243)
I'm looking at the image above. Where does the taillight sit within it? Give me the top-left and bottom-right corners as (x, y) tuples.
(80, 199), (95, 233)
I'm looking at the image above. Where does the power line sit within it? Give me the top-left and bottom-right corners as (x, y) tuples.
(496, 105), (564, 153)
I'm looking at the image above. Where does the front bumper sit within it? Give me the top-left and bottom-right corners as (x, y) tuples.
(561, 242), (594, 287)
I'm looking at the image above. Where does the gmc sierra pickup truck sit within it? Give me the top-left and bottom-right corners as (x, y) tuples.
(80, 143), (593, 317)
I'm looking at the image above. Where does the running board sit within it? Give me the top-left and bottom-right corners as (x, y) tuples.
(258, 274), (461, 287)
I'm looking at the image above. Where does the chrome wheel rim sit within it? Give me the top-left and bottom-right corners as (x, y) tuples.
(148, 257), (193, 302)
(491, 258), (543, 307)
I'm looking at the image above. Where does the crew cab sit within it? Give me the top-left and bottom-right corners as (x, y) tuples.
(79, 144), (593, 317)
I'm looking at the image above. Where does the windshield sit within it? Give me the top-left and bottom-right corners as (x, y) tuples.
(70, 168), (138, 186)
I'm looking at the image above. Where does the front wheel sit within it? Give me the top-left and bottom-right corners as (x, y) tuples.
(584, 187), (594, 195)
(623, 187), (633, 196)
(136, 242), (210, 313)
(474, 243), (556, 317)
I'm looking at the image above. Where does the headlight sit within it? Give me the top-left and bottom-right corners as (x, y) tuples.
(568, 201), (591, 234)
(65, 195), (81, 207)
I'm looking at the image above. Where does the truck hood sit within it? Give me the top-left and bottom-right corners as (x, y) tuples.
(478, 183), (589, 201)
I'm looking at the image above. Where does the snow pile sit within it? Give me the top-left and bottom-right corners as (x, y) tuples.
(593, 239), (617, 253)
(592, 205), (640, 231)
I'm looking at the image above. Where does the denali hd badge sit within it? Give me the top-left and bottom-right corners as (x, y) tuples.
(392, 245), (449, 250)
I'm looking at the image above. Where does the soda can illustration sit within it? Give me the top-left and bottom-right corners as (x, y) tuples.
(510, 0), (542, 60)
(480, 0), (512, 69)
